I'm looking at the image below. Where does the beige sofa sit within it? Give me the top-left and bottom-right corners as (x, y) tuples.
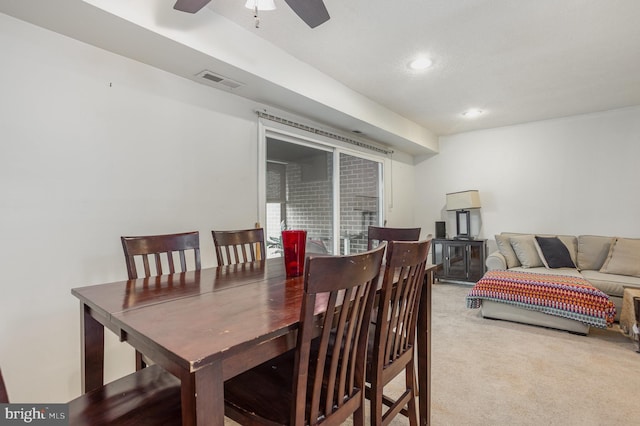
(485, 233), (640, 330)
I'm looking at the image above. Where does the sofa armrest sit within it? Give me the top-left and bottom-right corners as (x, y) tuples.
(486, 251), (507, 271)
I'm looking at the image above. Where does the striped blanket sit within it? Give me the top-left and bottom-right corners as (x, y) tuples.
(466, 270), (616, 328)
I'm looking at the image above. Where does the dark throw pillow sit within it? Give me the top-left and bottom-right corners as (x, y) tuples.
(535, 236), (576, 269)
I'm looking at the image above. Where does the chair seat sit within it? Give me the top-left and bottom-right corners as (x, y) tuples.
(225, 338), (331, 425)
(69, 365), (181, 426)
(226, 337), (363, 425)
(225, 350), (296, 425)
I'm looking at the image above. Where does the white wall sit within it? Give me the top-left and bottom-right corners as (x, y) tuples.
(0, 14), (416, 402)
(415, 106), (640, 248)
(384, 150), (418, 230)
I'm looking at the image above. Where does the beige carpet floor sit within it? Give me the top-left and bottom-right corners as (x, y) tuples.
(227, 283), (640, 425)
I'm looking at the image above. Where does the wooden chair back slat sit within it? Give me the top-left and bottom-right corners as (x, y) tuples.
(367, 226), (421, 250)
(121, 232), (201, 279)
(212, 228), (266, 266)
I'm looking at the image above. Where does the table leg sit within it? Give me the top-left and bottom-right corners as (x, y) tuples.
(80, 303), (104, 393)
(181, 362), (224, 426)
(417, 268), (434, 426)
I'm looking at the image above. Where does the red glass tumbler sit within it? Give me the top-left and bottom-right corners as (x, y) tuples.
(281, 230), (307, 278)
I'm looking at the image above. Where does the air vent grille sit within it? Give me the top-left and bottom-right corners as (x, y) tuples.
(195, 70), (244, 90)
(202, 73), (223, 83)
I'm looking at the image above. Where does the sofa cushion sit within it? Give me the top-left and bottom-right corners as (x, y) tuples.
(510, 235), (543, 268)
(577, 235), (614, 271)
(599, 237), (640, 277)
(495, 234), (521, 268)
(534, 236), (576, 268)
(581, 270), (640, 298)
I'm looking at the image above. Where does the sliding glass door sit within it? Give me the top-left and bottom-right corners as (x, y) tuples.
(339, 152), (381, 254)
(266, 138), (334, 256)
(264, 134), (383, 257)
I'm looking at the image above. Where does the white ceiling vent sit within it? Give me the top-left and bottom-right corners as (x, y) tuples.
(195, 70), (244, 90)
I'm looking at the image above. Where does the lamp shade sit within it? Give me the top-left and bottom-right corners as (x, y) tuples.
(446, 190), (481, 211)
(245, 0), (276, 10)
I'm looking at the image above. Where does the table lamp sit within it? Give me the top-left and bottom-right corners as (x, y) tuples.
(446, 190), (481, 239)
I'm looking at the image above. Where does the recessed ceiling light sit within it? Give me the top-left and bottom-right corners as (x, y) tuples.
(462, 109), (484, 118)
(408, 57), (433, 71)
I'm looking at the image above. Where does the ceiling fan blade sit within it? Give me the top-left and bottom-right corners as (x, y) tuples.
(173, 0), (212, 13)
(283, 0), (330, 28)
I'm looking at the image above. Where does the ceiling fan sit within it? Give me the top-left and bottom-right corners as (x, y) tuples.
(173, 0), (330, 28)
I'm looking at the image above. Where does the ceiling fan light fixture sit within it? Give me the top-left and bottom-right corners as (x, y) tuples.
(408, 57), (433, 71)
(244, 0), (276, 10)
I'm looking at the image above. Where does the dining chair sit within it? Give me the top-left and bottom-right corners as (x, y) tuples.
(223, 243), (387, 426)
(367, 225), (422, 250)
(121, 231), (201, 279)
(1, 365), (181, 425)
(121, 231), (201, 370)
(366, 239), (431, 426)
(211, 228), (266, 265)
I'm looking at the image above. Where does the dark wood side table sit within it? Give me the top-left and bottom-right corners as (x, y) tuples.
(431, 238), (487, 283)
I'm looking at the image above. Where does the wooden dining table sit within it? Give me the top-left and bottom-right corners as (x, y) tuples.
(72, 258), (437, 426)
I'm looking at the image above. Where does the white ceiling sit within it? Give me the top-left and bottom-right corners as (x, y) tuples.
(2, 0), (640, 155)
(211, 0), (640, 135)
